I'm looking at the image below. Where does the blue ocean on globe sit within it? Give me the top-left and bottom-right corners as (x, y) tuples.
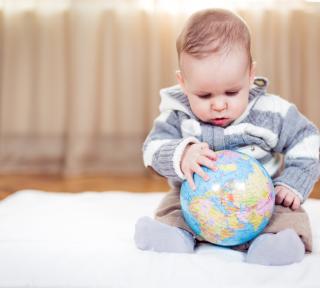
(180, 150), (275, 246)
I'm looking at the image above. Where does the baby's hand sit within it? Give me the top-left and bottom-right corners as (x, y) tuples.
(181, 142), (217, 190)
(275, 185), (301, 210)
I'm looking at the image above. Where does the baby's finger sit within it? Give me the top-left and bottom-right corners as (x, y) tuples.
(192, 163), (209, 181)
(283, 193), (294, 207)
(201, 148), (217, 160)
(275, 189), (286, 204)
(186, 172), (196, 191)
(275, 194), (283, 205)
(291, 197), (301, 211)
(198, 156), (218, 171)
(199, 142), (209, 150)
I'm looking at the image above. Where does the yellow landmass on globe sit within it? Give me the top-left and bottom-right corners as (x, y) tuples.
(218, 228), (234, 241)
(228, 213), (245, 229)
(247, 211), (264, 230)
(219, 164), (238, 172)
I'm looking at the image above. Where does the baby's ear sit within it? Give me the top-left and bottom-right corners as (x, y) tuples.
(176, 70), (187, 93)
(249, 61), (256, 85)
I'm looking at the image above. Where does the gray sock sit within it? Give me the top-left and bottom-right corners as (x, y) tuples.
(246, 228), (305, 266)
(134, 216), (195, 253)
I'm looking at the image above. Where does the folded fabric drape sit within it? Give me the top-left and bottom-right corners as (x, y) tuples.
(0, 1), (319, 174)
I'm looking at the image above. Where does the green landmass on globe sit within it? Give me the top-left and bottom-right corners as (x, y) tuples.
(180, 150), (275, 246)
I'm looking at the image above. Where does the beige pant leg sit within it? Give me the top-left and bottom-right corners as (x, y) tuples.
(154, 188), (199, 237)
(263, 205), (312, 252)
(233, 205), (313, 252)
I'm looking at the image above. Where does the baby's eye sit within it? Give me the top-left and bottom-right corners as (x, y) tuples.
(225, 91), (239, 96)
(197, 93), (211, 99)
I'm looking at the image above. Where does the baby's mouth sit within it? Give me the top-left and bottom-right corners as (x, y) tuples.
(211, 117), (229, 126)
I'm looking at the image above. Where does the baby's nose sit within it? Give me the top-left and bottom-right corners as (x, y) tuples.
(213, 105), (226, 112)
(211, 99), (227, 111)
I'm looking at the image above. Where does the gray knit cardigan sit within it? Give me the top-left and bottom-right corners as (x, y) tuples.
(143, 78), (320, 202)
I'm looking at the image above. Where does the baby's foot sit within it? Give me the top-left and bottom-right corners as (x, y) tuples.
(134, 216), (195, 253)
(246, 228), (305, 266)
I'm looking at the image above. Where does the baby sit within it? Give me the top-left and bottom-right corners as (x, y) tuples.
(134, 8), (320, 265)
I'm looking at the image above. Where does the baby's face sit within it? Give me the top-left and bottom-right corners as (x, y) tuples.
(177, 47), (255, 127)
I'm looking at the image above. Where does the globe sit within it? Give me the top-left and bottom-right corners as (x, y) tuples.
(180, 150), (275, 246)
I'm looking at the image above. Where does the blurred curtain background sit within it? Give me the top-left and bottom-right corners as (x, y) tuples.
(0, 0), (319, 175)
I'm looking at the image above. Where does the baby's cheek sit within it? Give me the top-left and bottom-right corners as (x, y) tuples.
(232, 99), (247, 117)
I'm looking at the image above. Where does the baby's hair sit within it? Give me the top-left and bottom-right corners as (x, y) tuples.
(176, 8), (252, 67)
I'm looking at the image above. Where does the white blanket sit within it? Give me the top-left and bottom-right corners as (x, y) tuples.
(0, 190), (319, 288)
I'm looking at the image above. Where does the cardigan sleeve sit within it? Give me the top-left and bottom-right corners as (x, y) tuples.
(143, 110), (199, 182)
(272, 104), (320, 202)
